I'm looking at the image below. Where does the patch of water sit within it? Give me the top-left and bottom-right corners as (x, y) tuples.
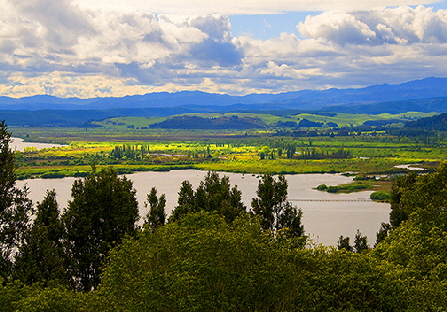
(10, 137), (66, 152)
(17, 170), (390, 247)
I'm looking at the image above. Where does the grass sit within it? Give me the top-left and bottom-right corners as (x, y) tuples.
(11, 126), (445, 179)
(73, 112), (440, 129)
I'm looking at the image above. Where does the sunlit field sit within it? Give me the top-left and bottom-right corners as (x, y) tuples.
(11, 126), (443, 188)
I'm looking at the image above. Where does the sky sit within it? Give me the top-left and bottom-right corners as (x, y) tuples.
(1, 0), (447, 98)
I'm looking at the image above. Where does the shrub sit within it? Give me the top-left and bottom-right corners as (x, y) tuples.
(316, 184), (328, 191)
(370, 191), (391, 201)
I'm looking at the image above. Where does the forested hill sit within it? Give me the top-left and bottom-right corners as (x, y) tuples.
(149, 115), (267, 129)
(405, 113), (447, 129)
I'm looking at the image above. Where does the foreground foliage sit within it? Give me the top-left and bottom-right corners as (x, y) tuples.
(0, 121), (32, 278)
(98, 212), (404, 312)
(62, 166), (140, 291)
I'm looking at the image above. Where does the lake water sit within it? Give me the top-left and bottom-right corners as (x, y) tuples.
(17, 170), (390, 247)
(11, 137), (66, 151)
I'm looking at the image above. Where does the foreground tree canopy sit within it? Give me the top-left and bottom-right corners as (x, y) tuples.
(170, 171), (245, 223)
(2, 121), (447, 310)
(62, 166), (140, 291)
(0, 121), (32, 277)
(98, 212), (404, 312)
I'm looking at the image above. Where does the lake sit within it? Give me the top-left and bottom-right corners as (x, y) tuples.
(17, 170), (390, 247)
(11, 137), (66, 151)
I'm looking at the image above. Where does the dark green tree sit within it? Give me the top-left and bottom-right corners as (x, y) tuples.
(277, 202), (304, 238)
(169, 180), (197, 222)
(353, 229), (369, 253)
(0, 121), (33, 278)
(170, 172), (245, 223)
(389, 171), (417, 228)
(375, 222), (392, 246)
(62, 167), (139, 291)
(372, 162), (447, 309)
(337, 235), (353, 252)
(251, 174), (304, 237)
(145, 187), (166, 232)
(14, 190), (66, 285)
(195, 171), (245, 223)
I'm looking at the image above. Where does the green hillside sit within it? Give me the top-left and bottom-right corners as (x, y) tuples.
(92, 117), (166, 128)
(92, 112), (437, 129)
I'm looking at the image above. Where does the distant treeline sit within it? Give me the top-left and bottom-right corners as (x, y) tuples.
(149, 115), (267, 129)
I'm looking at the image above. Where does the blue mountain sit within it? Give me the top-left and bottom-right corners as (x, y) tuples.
(0, 77), (446, 111)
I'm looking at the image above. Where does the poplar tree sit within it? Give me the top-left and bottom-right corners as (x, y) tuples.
(62, 167), (139, 291)
(14, 190), (66, 285)
(0, 121), (32, 278)
(354, 229), (369, 253)
(389, 170), (418, 228)
(169, 181), (197, 222)
(251, 174), (304, 238)
(145, 187), (166, 231)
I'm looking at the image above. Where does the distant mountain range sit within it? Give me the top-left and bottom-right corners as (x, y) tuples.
(0, 77), (446, 111)
(1, 77), (447, 127)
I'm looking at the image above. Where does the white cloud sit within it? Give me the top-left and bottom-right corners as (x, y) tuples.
(298, 6), (447, 45)
(233, 6), (447, 91)
(73, 0), (440, 15)
(1, 0), (447, 98)
(298, 12), (379, 45)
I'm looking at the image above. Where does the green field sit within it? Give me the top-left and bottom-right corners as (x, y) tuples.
(91, 112), (437, 129)
(11, 122), (445, 192)
(10, 111), (444, 197)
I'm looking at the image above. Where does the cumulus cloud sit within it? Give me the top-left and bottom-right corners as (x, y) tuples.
(0, 1), (244, 96)
(298, 6), (447, 45)
(232, 6), (447, 91)
(1, 0), (447, 98)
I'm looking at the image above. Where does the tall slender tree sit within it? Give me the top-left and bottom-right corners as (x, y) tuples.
(389, 171), (418, 228)
(62, 167), (139, 291)
(251, 174), (304, 238)
(354, 230), (369, 253)
(169, 180), (197, 222)
(145, 187), (166, 232)
(337, 235), (353, 252)
(14, 190), (66, 285)
(0, 121), (32, 278)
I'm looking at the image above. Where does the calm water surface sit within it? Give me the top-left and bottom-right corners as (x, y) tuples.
(11, 137), (66, 151)
(17, 170), (390, 246)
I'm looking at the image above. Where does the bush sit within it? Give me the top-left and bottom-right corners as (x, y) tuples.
(370, 191), (391, 201)
(316, 184), (328, 191)
(41, 172), (66, 179)
(327, 186), (339, 193)
(73, 172), (89, 177)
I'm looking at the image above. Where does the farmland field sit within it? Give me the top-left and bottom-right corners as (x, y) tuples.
(10, 123), (445, 193)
